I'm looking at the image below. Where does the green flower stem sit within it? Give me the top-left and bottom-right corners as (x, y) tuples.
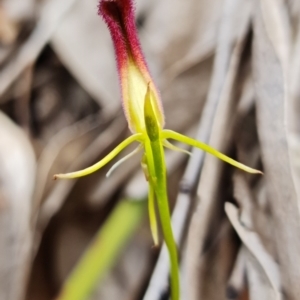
(149, 138), (180, 300)
(144, 87), (180, 300)
(57, 200), (145, 300)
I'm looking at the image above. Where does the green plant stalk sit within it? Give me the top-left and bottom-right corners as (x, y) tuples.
(144, 94), (179, 300)
(57, 200), (145, 300)
(150, 139), (179, 300)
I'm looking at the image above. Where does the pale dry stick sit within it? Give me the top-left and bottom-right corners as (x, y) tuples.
(289, 26), (300, 134)
(143, 1), (252, 299)
(260, 0), (290, 74)
(226, 247), (246, 299)
(287, 18), (300, 208)
(0, 112), (36, 300)
(231, 172), (273, 299)
(14, 65), (34, 134)
(233, 172), (255, 230)
(0, 0), (78, 99)
(246, 258), (277, 300)
(225, 202), (281, 300)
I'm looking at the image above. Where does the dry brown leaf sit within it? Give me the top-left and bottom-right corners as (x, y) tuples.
(253, 2), (300, 298)
(50, 0), (119, 113)
(246, 259), (277, 300)
(226, 247), (246, 298)
(0, 111), (36, 300)
(225, 202), (281, 300)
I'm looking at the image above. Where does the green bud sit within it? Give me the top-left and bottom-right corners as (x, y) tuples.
(144, 84), (160, 142)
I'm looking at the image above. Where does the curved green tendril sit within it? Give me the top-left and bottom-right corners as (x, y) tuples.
(54, 133), (142, 179)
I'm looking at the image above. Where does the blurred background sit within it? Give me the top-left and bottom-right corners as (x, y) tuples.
(1, 0), (300, 300)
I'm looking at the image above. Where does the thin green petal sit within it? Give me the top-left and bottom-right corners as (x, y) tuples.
(162, 130), (263, 174)
(54, 133), (142, 179)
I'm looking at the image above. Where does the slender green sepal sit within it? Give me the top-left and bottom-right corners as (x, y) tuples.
(162, 130), (263, 174)
(54, 133), (142, 179)
(163, 140), (192, 156)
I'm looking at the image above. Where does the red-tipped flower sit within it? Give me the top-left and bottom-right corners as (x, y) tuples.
(55, 3), (262, 300)
(99, 0), (164, 133)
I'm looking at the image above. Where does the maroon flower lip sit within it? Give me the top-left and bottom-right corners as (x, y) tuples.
(99, 0), (148, 78)
(98, 0), (164, 133)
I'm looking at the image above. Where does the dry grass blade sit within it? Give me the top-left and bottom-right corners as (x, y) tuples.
(226, 247), (246, 298)
(233, 171), (255, 230)
(287, 15), (300, 208)
(225, 202), (281, 300)
(0, 112), (36, 300)
(246, 258), (277, 300)
(253, 2), (300, 298)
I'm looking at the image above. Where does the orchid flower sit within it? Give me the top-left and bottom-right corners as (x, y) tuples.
(54, 1), (262, 299)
